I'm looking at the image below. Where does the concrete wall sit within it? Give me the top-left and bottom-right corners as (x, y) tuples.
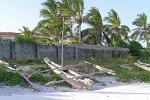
(0, 42), (11, 59)
(13, 43), (37, 60)
(37, 45), (57, 60)
(0, 42), (130, 60)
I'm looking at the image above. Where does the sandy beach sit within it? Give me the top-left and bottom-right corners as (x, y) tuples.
(0, 83), (150, 100)
(0, 77), (150, 100)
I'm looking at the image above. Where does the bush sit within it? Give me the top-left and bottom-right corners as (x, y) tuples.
(29, 73), (48, 84)
(140, 51), (150, 61)
(0, 67), (24, 85)
(129, 41), (143, 57)
(15, 35), (36, 44)
(50, 72), (61, 81)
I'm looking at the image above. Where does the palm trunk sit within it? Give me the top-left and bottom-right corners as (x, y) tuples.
(61, 17), (65, 67)
(78, 23), (82, 43)
(69, 17), (73, 36)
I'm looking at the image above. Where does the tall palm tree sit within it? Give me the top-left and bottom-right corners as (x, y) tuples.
(131, 13), (150, 48)
(61, 0), (85, 43)
(104, 9), (130, 47)
(74, 0), (84, 43)
(82, 7), (111, 45)
(34, 0), (63, 43)
(50, 0), (84, 43)
(34, 0), (84, 44)
(60, 0), (79, 38)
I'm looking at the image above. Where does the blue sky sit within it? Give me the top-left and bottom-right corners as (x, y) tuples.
(0, 0), (150, 32)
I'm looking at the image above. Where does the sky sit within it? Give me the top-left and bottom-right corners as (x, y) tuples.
(0, 0), (150, 33)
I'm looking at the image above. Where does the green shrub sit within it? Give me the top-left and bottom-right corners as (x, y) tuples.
(129, 41), (143, 57)
(7, 74), (23, 85)
(29, 73), (48, 84)
(0, 67), (24, 85)
(140, 51), (150, 61)
(15, 35), (36, 44)
(50, 72), (61, 81)
(10, 58), (44, 65)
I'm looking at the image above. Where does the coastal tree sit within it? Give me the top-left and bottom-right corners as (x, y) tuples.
(131, 13), (150, 48)
(104, 9), (130, 47)
(82, 7), (111, 45)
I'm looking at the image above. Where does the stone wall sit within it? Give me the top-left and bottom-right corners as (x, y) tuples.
(0, 42), (130, 60)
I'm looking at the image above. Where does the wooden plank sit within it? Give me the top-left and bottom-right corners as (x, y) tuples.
(19, 72), (40, 91)
(137, 61), (150, 67)
(0, 60), (18, 71)
(134, 63), (150, 72)
(44, 58), (93, 90)
(46, 71), (103, 86)
(27, 69), (41, 78)
(84, 61), (115, 75)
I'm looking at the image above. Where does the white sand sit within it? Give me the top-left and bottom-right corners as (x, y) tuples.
(0, 77), (150, 100)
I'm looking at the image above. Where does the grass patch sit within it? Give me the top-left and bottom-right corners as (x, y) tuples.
(0, 66), (25, 85)
(86, 57), (150, 83)
(1, 57), (150, 86)
(29, 73), (48, 84)
(6, 58), (44, 66)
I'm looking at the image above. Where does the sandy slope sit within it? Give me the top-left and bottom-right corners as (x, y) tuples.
(0, 83), (150, 100)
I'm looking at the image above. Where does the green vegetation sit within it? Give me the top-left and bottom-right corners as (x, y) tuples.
(86, 58), (150, 83)
(13, 0), (149, 48)
(129, 41), (143, 57)
(0, 57), (150, 86)
(0, 65), (55, 85)
(1, 0), (150, 86)
(29, 73), (48, 84)
(6, 58), (44, 66)
(0, 67), (24, 85)
(139, 51), (150, 61)
(15, 27), (36, 44)
(131, 13), (150, 48)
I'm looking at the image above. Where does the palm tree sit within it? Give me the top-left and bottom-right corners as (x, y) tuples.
(34, 0), (84, 44)
(60, 0), (75, 36)
(82, 7), (111, 45)
(104, 9), (130, 47)
(16, 26), (35, 43)
(19, 26), (33, 37)
(61, 0), (84, 43)
(73, 0), (84, 43)
(34, 0), (63, 43)
(131, 13), (150, 48)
